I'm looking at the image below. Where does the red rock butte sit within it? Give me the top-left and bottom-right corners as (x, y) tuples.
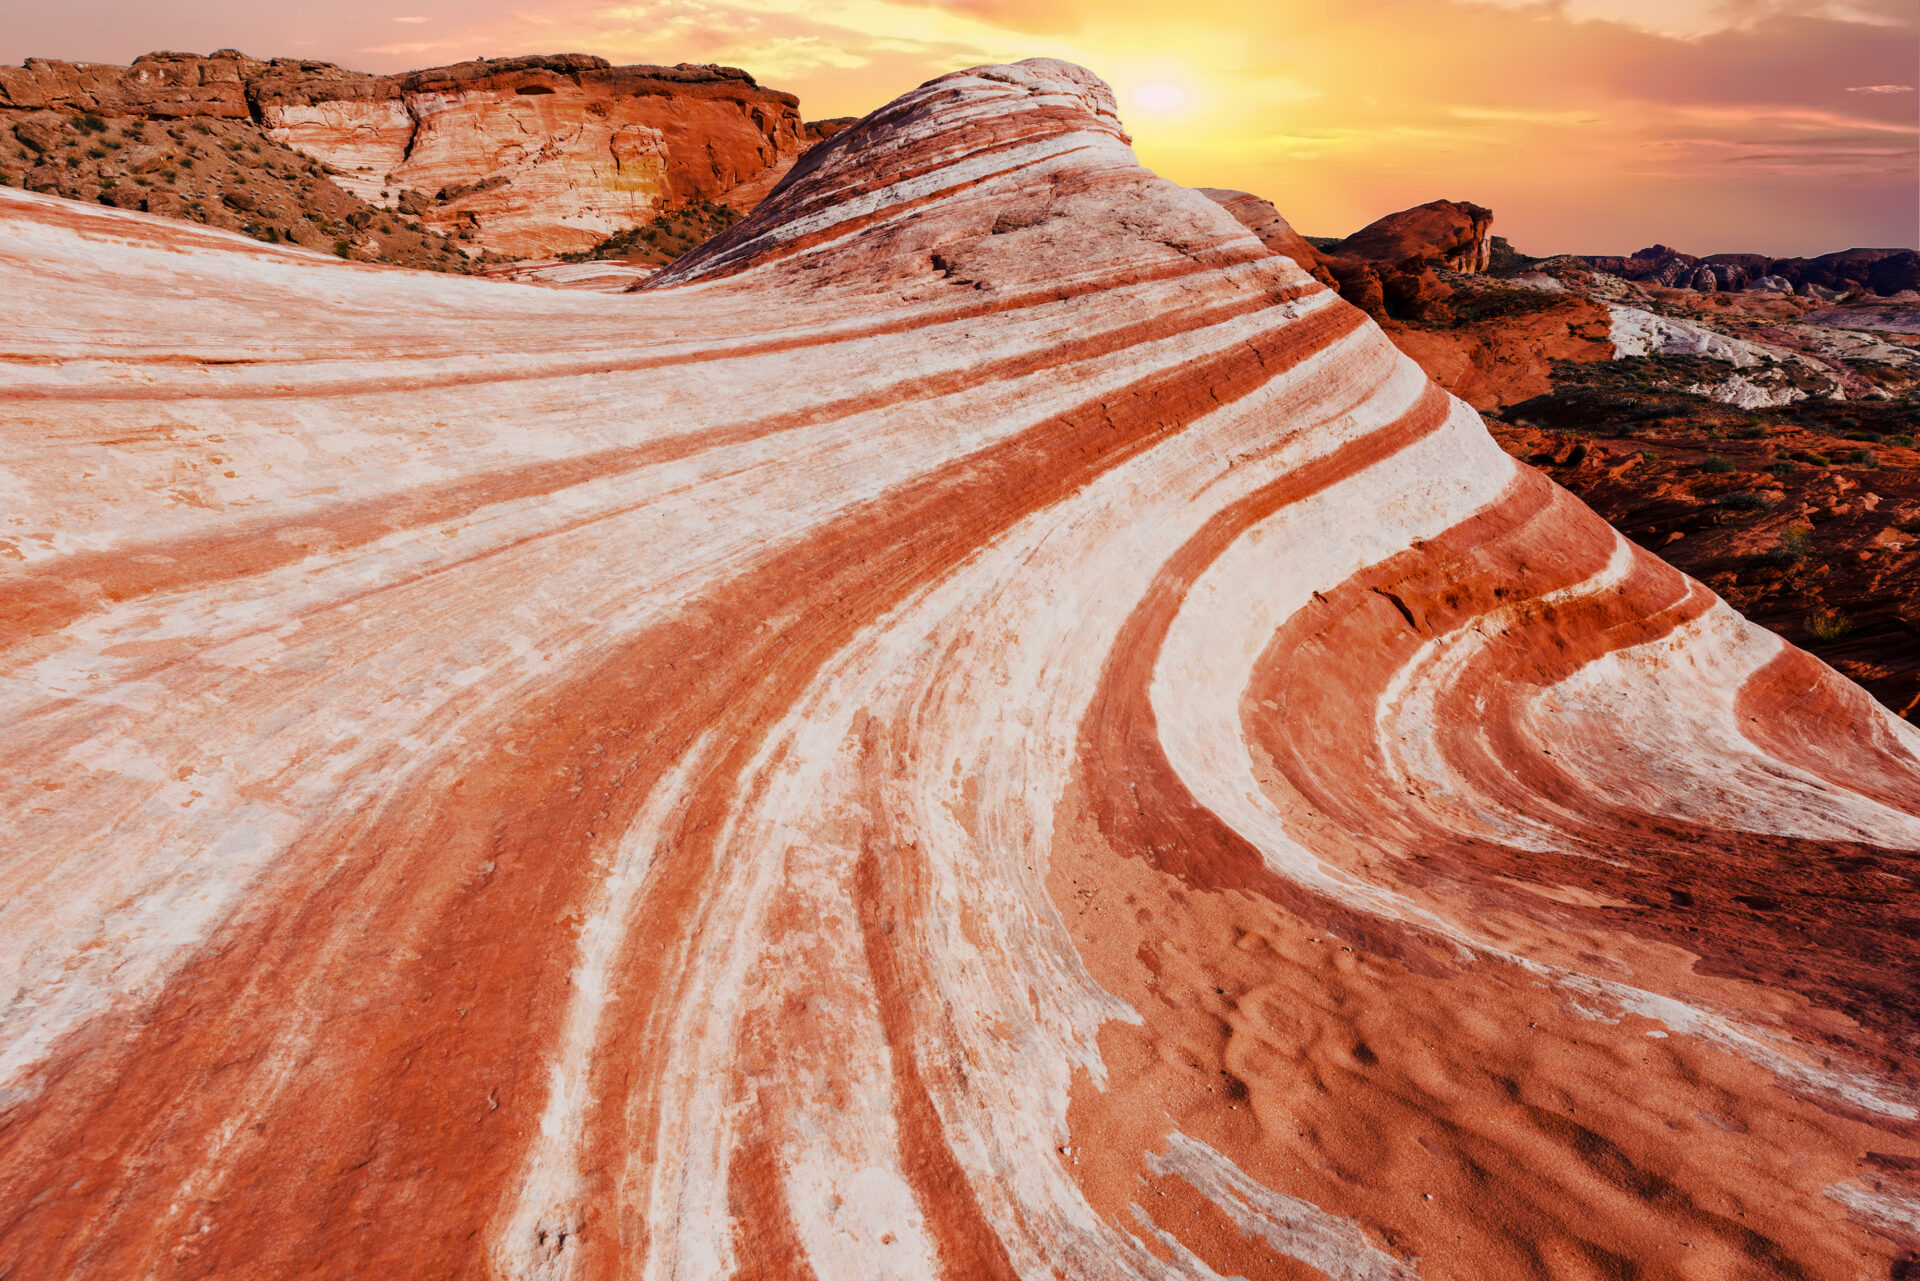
(2, 57), (1918, 1281)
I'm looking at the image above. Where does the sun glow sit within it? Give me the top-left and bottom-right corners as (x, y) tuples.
(1130, 80), (1192, 113)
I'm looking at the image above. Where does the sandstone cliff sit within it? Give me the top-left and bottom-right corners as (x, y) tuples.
(3, 58), (1919, 1281)
(0, 50), (817, 256)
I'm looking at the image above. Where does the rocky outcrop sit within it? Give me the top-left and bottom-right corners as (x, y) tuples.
(1335, 197), (1494, 273)
(3, 58), (1920, 1281)
(0, 49), (264, 118)
(1, 50), (819, 256)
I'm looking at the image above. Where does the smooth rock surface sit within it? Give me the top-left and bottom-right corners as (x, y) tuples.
(2, 57), (1918, 1281)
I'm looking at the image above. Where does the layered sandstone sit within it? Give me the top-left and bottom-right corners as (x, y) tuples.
(2, 58), (1918, 1281)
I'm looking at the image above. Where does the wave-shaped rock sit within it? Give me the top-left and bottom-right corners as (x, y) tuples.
(1, 57), (1917, 1280)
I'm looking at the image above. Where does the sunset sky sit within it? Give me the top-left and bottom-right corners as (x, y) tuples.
(6, 0), (1914, 256)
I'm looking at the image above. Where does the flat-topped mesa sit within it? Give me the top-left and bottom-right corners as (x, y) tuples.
(2, 56), (1919, 1281)
(0, 50), (813, 256)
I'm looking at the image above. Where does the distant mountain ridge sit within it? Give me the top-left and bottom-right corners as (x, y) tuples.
(1585, 243), (1919, 298)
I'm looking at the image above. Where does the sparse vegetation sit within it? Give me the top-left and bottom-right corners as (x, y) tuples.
(1766, 525), (1814, 566)
(1805, 608), (1854, 641)
(1700, 455), (1734, 473)
(558, 197), (740, 266)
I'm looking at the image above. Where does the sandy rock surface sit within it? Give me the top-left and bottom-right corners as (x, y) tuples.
(2, 57), (1918, 1281)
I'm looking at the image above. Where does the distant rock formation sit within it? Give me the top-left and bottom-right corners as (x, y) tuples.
(0, 50), (825, 256)
(1588, 243), (1920, 298)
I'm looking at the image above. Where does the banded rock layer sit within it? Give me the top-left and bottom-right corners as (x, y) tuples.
(2, 58), (1919, 1281)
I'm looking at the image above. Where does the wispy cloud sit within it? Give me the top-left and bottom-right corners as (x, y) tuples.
(1847, 84), (1914, 93)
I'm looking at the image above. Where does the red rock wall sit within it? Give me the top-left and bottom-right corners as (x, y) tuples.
(260, 60), (809, 256)
(1, 57), (1917, 1281)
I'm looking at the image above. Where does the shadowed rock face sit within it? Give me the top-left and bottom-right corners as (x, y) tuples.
(2, 57), (1919, 1281)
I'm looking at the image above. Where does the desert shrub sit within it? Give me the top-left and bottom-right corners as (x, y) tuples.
(1764, 461), (1796, 477)
(86, 145), (107, 159)
(1700, 455), (1735, 473)
(73, 112), (107, 133)
(1738, 423), (1769, 439)
(1845, 430), (1881, 442)
(1844, 449), (1873, 464)
(1805, 608), (1853, 641)
(1802, 452), (1831, 466)
(1766, 526), (1813, 565)
(1719, 491), (1770, 511)
(332, 238), (351, 259)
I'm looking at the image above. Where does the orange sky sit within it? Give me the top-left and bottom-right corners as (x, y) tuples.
(8, 0), (1915, 255)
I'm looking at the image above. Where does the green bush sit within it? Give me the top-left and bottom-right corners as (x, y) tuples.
(332, 238), (351, 259)
(1719, 491), (1770, 511)
(1701, 455), (1735, 473)
(1844, 449), (1873, 464)
(1764, 461), (1796, 477)
(1888, 434), (1915, 447)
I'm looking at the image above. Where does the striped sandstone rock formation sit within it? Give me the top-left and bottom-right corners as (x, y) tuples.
(1, 57), (1917, 1281)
